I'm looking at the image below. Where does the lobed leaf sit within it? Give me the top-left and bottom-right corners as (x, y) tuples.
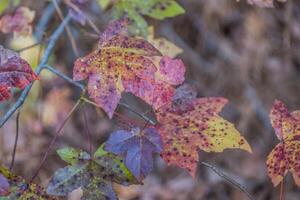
(0, 45), (38, 101)
(266, 100), (300, 187)
(73, 20), (185, 118)
(155, 85), (252, 177)
(105, 127), (163, 180)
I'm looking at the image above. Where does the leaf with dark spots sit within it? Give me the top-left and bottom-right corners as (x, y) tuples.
(155, 85), (252, 177)
(47, 146), (138, 199)
(0, 166), (57, 199)
(0, 6), (35, 36)
(0, 45), (38, 101)
(105, 127), (163, 180)
(57, 147), (91, 165)
(266, 100), (300, 187)
(73, 20), (185, 118)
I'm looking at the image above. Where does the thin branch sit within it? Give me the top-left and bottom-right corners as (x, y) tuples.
(0, 15), (72, 128)
(9, 111), (20, 171)
(52, 0), (79, 57)
(118, 103), (156, 125)
(81, 105), (92, 154)
(200, 162), (254, 200)
(44, 65), (85, 91)
(30, 99), (82, 182)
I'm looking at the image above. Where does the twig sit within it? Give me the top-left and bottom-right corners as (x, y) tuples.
(30, 99), (82, 182)
(81, 105), (92, 154)
(200, 162), (254, 200)
(0, 15), (72, 128)
(9, 111), (20, 171)
(52, 0), (79, 56)
(118, 103), (156, 125)
(44, 65), (85, 91)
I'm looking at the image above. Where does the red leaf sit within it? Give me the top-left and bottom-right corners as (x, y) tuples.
(0, 45), (37, 101)
(155, 85), (252, 177)
(73, 20), (185, 118)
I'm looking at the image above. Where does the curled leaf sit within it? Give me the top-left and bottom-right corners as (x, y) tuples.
(0, 45), (37, 101)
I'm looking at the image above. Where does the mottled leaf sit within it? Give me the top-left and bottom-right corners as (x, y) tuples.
(155, 85), (252, 177)
(105, 127), (163, 180)
(0, 45), (38, 101)
(0, 166), (57, 199)
(266, 100), (300, 187)
(147, 26), (183, 58)
(73, 20), (185, 118)
(0, 6), (35, 36)
(47, 146), (138, 199)
(57, 147), (91, 165)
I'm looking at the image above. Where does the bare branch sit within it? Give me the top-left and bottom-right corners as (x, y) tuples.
(0, 15), (72, 128)
(200, 162), (254, 200)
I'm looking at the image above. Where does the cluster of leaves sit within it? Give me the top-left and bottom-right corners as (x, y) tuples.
(0, 166), (56, 199)
(1, 0), (298, 200)
(99, 0), (185, 36)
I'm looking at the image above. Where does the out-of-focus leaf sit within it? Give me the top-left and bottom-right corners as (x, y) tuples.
(155, 84), (252, 177)
(112, 0), (185, 37)
(147, 26), (183, 58)
(245, 0), (286, 7)
(105, 127), (163, 180)
(0, 45), (38, 101)
(0, 0), (10, 15)
(10, 35), (44, 69)
(266, 100), (300, 187)
(97, 0), (111, 10)
(73, 19), (185, 118)
(0, 6), (35, 36)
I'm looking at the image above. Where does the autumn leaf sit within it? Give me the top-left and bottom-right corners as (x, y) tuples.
(105, 127), (163, 180)
(0, 6), (35, 36)
(47, 146), (138, 199)
(266, 100), (300, 187)
(0, 45), (38, 101)
(73, 19), (185, 118)
(0, 166), (57, 199)
(155, 84), (252, 177)
(147, 26), (183, 58)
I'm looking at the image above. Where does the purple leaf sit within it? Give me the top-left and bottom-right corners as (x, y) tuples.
(0, 174), (9, 196)
(105, 127), (163, 180)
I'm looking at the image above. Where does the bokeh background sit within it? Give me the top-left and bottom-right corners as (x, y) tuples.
(1, 0), (300, 199)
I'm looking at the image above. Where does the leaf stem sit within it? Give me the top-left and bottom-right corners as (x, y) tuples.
(30, 99), (82, 182)
(280, 179), (285, 200)
(81, 105), (92, 155)
(9, 111), (20, 171)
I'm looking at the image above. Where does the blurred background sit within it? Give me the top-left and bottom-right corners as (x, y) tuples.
(1, 0), (300, 199)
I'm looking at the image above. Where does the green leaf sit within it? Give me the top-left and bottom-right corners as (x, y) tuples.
(98, 0), (111, 10)
(94, 145), (138, 185)
(0, 0), (9, 15)
(144, 0), (185, 20)
(57, 147), (90, 165)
